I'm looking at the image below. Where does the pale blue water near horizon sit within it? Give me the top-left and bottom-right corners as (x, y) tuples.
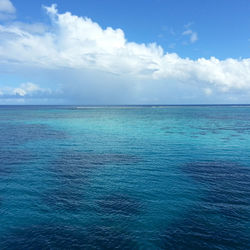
(0, 105), (249, 249)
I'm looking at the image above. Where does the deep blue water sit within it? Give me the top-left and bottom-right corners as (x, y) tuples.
(0, 105), (249, 249)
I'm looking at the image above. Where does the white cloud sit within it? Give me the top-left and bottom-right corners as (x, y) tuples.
(0, 82), (52, 97)
(190, 32), (198, 43)
(11, 22), (48, 34)
(182, 29), (192, 36)
(0, 0), (15, 13)
(182, 29), (198, 43)
(204, 88), (212, 96)
(0, 0), (15, 20)
(0, 4), (250, 104)
(13, 87), (26, 96)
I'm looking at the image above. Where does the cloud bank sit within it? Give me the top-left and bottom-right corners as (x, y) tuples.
(0, 3), (250, 104)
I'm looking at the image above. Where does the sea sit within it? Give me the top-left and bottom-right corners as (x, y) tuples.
(0, 105), (249, 249)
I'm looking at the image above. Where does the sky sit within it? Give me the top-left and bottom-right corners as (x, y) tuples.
(0, 0), (250, 104)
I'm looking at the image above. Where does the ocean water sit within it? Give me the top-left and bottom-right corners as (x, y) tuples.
(0, 105), (249, 249)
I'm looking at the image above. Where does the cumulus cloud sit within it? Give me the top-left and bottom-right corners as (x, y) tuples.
(0, 4), (250, 104)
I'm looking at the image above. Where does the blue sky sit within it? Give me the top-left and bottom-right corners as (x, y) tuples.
(0, 0), (250, 104)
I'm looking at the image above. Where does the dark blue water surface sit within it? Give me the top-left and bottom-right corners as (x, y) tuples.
(0, 105), (250, 249)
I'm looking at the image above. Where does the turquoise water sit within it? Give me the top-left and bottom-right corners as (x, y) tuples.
(0, 105), (249, 249)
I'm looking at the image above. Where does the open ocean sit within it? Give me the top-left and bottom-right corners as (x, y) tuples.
(0, 105), (249, 249)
